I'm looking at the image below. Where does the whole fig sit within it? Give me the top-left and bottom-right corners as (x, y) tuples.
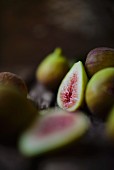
(36, 48), (69, 90)
(0, 72), (28, 96)
(85, 68), (114, 119)
(0, 85), (37, 142)
(85, 47), (114, 77)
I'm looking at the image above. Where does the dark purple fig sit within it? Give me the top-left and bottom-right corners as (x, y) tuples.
(85, 47), (114, 77)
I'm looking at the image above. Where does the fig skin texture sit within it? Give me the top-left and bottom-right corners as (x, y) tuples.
(106, 106), (114, 141)
(18, 108), (90, 157)
(57, 61), (88, 112)
(85, 68), (114, 119)
(0, 85), (38, 142)
(36, 48), (69, 90)
(85, 47), (114, 77)
(0, 72), (28, 97)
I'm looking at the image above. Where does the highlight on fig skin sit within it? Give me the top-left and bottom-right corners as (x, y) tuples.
(0, 72), (28, 96)
(57, 61), (88, 112)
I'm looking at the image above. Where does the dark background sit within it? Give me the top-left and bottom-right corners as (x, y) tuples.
(0, 0), (114, 170)
(1, 0), (114, 67)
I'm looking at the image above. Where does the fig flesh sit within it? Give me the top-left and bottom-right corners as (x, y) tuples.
(18, 108), (90, 157)
(85, 68), (114, 119)
(36, 48), (69, 90)
(57, 61), (88, 112)
(85, 47), (114, 77)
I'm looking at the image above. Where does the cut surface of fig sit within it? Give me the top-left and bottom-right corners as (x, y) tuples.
(57, 61), (88, 112)
(18, 108), (90, 157)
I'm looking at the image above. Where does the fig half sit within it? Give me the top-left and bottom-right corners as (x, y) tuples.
(57, 61), (88, 112)
(18, 108), (90, 157)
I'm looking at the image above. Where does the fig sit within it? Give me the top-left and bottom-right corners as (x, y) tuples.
(36, 48), (69, 90)
(0, 85), (37, 141)
(57, 61), (88, 112)
(18, 108), (90, 157)
(85, 47), (114, 77)
(85, 68), (114, 119)
(106, 106), (114, 140)
(0, 72), (28, 96)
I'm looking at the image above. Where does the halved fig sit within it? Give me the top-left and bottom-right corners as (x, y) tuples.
(57, 61), (88, 112)
(18, 108), (90, 157)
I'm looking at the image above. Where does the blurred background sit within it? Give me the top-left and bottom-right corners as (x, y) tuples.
(1, 0), (114, 68)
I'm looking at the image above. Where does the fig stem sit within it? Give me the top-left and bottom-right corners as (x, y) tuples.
(54, 48), (62, 57)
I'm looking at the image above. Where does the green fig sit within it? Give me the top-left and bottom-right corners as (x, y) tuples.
(0, 72), (28, 96)
(57, 61), (88, 112)
(0, 85), (37, 141)
(36, 48), (69, 90)
(85, 47), (114, 77)
(85, 68), (114, 119)
(106, 106), (114, 140)
(18, 108), (90, 157)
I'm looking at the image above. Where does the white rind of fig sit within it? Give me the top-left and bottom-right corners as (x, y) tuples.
(57, 61), (88, 112)
(18, 108), (90, 157)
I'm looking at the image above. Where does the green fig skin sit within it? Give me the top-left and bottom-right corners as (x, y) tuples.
(0, 85), (38, 142)
(0, 72), (28, 97)
(36, 48), (69, 90)
(106, 106), (114, 140)
(85, 47), (114, 77)
(85, 68), (114, 119)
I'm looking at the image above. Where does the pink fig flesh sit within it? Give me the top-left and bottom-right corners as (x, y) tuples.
(57, 61), (88, 112)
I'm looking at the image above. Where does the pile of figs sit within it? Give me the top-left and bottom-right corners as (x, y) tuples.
(0, 72), (38, 143)
(0, 47), (114, 157)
